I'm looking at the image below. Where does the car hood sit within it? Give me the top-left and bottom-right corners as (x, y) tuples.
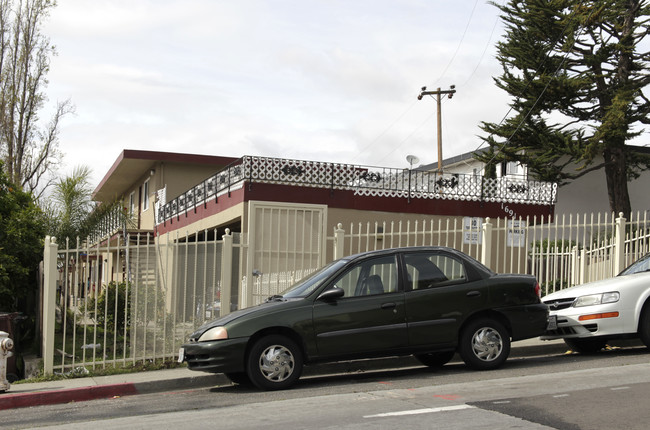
(543, 271), (650, 301)
(193, 299), (296, 334)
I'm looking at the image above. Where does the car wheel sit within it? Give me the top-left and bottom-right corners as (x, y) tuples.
(459, 318), (510, 370)
(564, 338), (607, 354)
(225, 372), (252, 386)
(246, 335), (303, 390)
(414, 350), (455, 368)
(639, 305), (650, 348)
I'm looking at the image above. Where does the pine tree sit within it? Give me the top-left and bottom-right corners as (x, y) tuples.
(478, 0), (650, 216)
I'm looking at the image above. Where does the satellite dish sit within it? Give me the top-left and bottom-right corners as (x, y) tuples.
(406, 155), (420, 168)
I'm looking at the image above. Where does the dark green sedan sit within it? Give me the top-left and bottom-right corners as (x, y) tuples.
(179, 246), (548, 390)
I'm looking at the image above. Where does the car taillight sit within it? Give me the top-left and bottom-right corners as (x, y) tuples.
(534, 282), (541, 299)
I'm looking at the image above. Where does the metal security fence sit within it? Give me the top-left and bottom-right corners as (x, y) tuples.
(42, 210), (649, 374)
(41, 230), (244, 374)
(330, 211), (650, 296)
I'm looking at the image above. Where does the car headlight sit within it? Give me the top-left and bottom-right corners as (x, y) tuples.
(197, 326), (228, 342)
(573, 292), (620, 307)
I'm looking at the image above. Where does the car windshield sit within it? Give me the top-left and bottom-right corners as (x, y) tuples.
(281, 259), (349, 298)
(619, 253), (650, 276)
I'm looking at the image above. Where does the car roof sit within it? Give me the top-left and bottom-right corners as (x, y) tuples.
(343, 246), (458, 261)
(340, 246), (494, 279)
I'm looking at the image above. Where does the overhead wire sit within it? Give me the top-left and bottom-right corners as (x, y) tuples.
(429, 0), (480, 88)
(355, 0), (482, 166)
(474, 1), (594, 169)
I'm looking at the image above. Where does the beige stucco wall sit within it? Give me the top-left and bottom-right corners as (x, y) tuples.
(555, 166), (650, 217)
(120, 162), (225, 231)
(325, 207), (467, 236)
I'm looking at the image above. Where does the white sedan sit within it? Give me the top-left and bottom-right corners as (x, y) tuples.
(541, 253), (650, 353)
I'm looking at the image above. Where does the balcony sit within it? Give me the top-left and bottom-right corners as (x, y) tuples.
(87, 205), (140, 246)
(156, 156), (557, 224)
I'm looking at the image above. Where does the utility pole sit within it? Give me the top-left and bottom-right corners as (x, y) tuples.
(417, 85), (456, 173)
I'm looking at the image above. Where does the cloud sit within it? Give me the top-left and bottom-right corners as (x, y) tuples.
(43, 0), (510, 186)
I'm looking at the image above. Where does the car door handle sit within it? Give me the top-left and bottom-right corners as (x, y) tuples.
(466, 291), (481, 298)
(381, 302), (397, 310)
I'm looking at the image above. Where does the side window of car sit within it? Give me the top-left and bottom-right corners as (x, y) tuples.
(404, 253), (467, 290)
(332, 256), (399, 298)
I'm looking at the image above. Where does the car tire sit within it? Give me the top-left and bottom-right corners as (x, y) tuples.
(459, 318), (510, 370)
(639, 305), (650, 348)
(564, 338), (607, 354)
(246, 335), (303, 390)
(414, 350), (455, 368)
(225, 372), (252, 386)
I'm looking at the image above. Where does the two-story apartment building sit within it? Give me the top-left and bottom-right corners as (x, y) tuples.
(83, 149), (557, 315)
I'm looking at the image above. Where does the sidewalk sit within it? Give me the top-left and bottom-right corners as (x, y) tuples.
(0, 338), (568, 410)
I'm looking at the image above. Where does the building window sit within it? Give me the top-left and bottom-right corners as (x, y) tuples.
(129, 192), (135, 216)
(143, 179), (150, 211)
(506, 161), (521, 176)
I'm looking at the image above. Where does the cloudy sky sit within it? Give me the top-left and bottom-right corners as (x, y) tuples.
(44, 0), (511, 188)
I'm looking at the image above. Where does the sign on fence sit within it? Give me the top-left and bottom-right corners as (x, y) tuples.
(507, 219), (526, 248)
(463, 217), (483, 245)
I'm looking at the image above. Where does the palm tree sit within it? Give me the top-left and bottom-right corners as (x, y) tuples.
(43, 166), (128, 244)
(43, 166), (94, 242)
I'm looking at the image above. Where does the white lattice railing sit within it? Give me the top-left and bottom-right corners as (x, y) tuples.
(157, 156), (558, 224)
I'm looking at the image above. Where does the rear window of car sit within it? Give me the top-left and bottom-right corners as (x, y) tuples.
(404, 252), (467, 290)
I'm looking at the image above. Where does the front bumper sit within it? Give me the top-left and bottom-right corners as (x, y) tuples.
(181, 337), (249, 374)
(540, 305), (626, 340)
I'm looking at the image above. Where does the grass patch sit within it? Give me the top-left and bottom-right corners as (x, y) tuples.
(14, 358), (185, 384)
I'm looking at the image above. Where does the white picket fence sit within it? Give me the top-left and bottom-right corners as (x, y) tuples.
(41, 211), (650, 374)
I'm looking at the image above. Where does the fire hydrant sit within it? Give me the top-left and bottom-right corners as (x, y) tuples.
(0, 331), (14, 392)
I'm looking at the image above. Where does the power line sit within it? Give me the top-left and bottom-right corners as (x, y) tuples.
(355, 1), (484, 164)
(473, 2), (594, 168)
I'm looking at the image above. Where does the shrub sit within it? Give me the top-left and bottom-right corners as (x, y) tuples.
(88, 281), (130, 335)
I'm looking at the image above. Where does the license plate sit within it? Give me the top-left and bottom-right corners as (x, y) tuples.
(546, 315), (558, 331)
(177, 347), (185, 363)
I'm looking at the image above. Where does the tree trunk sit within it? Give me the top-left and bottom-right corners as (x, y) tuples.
(603, 146), (631, 218)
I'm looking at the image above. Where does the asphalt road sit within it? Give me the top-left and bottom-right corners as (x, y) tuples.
(5, 344), (650, 429)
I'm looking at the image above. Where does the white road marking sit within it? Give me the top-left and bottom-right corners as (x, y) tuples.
(364, 404), (475, 418)
(610, 386), (630, 391)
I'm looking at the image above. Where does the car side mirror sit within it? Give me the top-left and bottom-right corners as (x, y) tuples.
(317, 286), (345, 301)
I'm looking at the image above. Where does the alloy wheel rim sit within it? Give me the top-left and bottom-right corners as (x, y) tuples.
(258, 344), (295, 382)
(471, 327), (503, 361)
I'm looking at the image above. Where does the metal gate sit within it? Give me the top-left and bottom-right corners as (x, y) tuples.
(243, 201), (327, 307)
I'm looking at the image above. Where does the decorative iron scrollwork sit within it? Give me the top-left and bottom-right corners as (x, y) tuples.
(436, 176), (459, 188)
(360, 171), (382, 183)
(508, 184), (528, 193)
(281, 165), (305, 176)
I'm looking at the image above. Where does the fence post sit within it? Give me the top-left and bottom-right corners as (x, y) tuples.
(42, 236), (58, 375)
(221, 229), (233, 317)
(481, 218), (493, 269)
(579, 247), (586, 284)
(614, 212), (626, 274)
(333, 223), (345, 260)
(571, 246), (580, 286)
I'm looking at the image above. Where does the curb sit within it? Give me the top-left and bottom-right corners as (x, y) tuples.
(0, 374), (225, 411)
(0, 339), (571, 411)
(0, 383), (138, 411)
